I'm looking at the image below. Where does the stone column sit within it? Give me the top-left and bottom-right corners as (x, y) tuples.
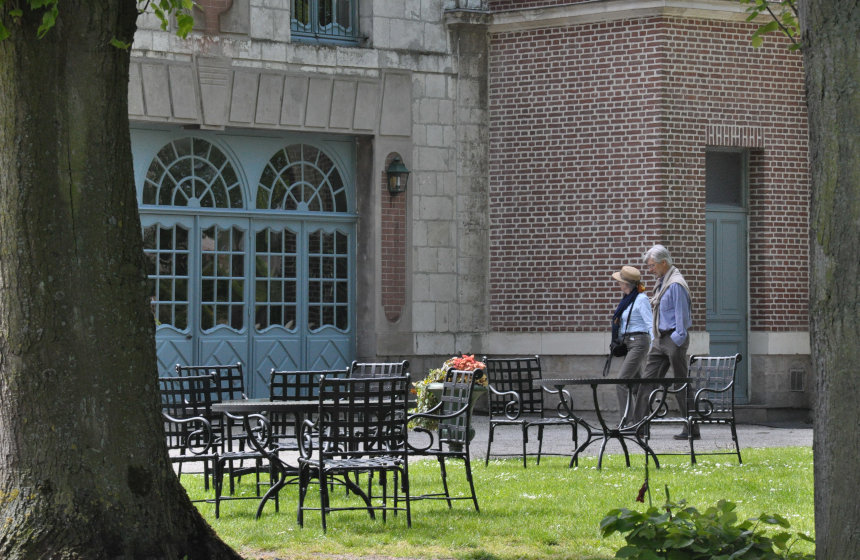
(446, 9), (491, 349)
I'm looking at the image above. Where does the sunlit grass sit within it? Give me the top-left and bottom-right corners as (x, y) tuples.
(183, 447), (814, 559)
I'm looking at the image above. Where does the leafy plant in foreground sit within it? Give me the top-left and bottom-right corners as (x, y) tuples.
(600, 496), (814, 559)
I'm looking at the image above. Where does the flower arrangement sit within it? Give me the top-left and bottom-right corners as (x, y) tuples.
(409, 354), (488, 430)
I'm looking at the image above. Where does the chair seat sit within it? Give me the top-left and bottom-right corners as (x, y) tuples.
(492, 416), (574, 426)
(300, 456), (405, 472)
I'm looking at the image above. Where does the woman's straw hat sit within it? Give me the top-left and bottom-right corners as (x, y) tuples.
(612, 265), (641, 284)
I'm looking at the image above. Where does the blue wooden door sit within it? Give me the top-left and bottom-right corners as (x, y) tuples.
(135, 131), (356, 396)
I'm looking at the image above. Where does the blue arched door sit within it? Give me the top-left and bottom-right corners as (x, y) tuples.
(133, 131), (356, 397)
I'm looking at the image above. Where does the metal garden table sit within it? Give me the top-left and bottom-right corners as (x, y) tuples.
(538, 377), (692, 469)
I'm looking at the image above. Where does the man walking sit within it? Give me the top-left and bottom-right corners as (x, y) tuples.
(634, 244), (696, 439)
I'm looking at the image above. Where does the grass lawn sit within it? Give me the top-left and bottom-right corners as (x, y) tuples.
(183, 446), (814, 559)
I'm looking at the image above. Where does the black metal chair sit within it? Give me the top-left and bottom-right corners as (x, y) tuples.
(297, 375), (411, 531)
(483, 355), (578, 467)
(405, 368), (481, 511)
(175, 363), (267, 505)
(159, 374), (218, 493)
(648, 354), (743, 464)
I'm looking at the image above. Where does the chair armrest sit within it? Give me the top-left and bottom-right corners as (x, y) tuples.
(692, 383), (734, 417)
(220, 410), (246, 423)
(542, 386), (574, 418)
(407, 401), (470, 424)
(406, 425), (437, 452)
(647, 382), (690, 419)
(297, 418), (318, 458)
(488, 385), (521, 420)
(243, 413), (273, 452)
(161, 412), (214, 455)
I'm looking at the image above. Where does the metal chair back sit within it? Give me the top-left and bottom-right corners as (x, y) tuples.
(316, 375), (410, 458)
(176, 362), (245, 403)
(348, 360), (409, 378)
(484, 355), (544, 415)
(270, 368), (350, 400)
(689, 354), (742, 421)
(437, 368), (478, 448)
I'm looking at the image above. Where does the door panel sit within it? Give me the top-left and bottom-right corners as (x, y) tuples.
(142, 217), (195, 375)
(251, 337), (302, 397)
(706, 209), (748, 402)
(307, 334), (352, 370)
(197, 219), (251, 382)
(250, 221), (303, 396)
(154, 339), (194, 377)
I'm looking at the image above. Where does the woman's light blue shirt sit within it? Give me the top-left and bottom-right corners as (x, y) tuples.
(621, 292), (653, 337)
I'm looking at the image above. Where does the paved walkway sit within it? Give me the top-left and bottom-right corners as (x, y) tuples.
(470, 412), (812, 463)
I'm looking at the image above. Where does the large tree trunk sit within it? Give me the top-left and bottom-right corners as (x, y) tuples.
(0, 3), (241, 558)
(800, 1), (860, 558)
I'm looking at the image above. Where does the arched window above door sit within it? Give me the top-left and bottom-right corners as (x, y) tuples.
(142, 137), (244, 208)
(257, 144), (348, 212)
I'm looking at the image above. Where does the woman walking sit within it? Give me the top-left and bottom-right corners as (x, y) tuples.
(610, 266), (653, 423)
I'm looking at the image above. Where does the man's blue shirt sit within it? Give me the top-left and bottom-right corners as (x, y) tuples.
(657, 283), (691, 346)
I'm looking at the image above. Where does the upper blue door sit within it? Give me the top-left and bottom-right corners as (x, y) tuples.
(133, 129), (356, 397)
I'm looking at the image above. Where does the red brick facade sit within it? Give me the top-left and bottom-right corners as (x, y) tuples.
(488, 15), (808, 332)
(381, 153), (408, 323)
(490, 0), (593, 11)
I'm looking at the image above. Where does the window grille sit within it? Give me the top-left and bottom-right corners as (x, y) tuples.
(291, 0), (359, 44)
(257, 144), (348, 212)
(142, 137), (244, 209)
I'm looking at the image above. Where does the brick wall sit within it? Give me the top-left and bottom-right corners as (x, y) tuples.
(488, 16), (808, 332)
(382, 153), (408, 323)
(489, 0), (591, 11)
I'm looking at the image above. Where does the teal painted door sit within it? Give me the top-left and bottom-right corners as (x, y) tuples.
(135, 130), (356, 397)
(705, 150), (748, 402)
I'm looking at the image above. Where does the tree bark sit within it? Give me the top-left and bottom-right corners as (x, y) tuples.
(0, 3), (241, 558)
(800, 1), (860, 558)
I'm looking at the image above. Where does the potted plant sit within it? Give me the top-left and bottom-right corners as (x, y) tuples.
(409, 354), (488, 432)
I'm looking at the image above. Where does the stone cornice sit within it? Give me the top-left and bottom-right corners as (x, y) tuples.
(490, 0), (763, 33)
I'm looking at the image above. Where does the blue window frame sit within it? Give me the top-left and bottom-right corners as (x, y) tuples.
(291, 0), (360, 45)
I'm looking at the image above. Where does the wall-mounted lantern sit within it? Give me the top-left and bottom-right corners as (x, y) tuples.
(386, 156), (410, 195)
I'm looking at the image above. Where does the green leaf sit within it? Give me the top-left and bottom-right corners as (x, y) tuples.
(110, 37), (132, 49)
(759, 513), (790, 528)
(176, 12), (194, 38)
(36, 4), (58, 38)
(616, 545), (641, 558)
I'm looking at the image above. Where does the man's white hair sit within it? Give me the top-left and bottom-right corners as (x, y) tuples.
(643, 244), (673, 266)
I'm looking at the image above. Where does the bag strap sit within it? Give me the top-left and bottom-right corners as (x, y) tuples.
(621, 295), (634, 335)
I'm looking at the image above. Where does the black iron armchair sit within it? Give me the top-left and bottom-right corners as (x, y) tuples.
(296, 375), (411, 531)
(175, 363), (267, 506)
(159, 374), (218, 492)
(405, 368), (481, 511)
(483, 355), (578, 467)
(647, 354), (743, 464)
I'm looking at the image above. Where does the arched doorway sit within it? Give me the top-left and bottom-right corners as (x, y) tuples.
(133, 130), (356, 397)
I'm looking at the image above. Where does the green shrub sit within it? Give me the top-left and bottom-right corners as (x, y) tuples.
(600, 497), (814, 559)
